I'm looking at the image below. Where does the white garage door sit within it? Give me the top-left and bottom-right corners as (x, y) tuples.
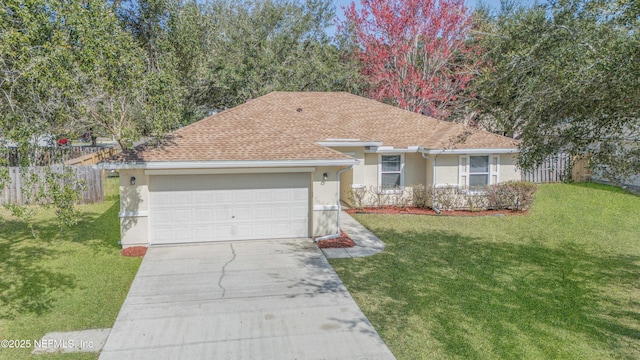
(149, 173), (309, 244)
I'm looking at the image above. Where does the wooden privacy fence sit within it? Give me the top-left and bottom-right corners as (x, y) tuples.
(522, 153), (573, 183)
(1, 165), (103, 205)
(64, 147), (119, 166)
(1, 146), (117, 166)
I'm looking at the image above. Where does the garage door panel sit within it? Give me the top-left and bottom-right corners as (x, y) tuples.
(152, 227), (173, 243)
(272, 206), (291, 219)
(194, 191), (213, 204)
(234, 224), (253, 238)
(216, 225), (233, 238)
(290, 223), (308, 235)
(215, 191), (233, 204)
(173, 192), (192, 206)
(193, 226), (213, 242)
(194, 209), (213, 223)
(233, 206), (253, 220)
(173, 209), (192, 223)
(153, 209), (173, 223)
(153, 192), (172, 206)
(254, 190), (271, 202)
(291, 206), (308, 218)
(255, 223), (272, 234)
(150, 173), (309, 244)
(292, 189), (308, 201)
(171, 226), (192, 242)
(272, 189), (291, 202)
(253, 206), (273, 220)
(235, 190), (252, 203)
(214, 207), (232, 221)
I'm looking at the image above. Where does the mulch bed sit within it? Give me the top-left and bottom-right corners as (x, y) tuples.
(316, 230), (356, 249)
(345, 207), (526, 217)
(121, 246), (147, 257)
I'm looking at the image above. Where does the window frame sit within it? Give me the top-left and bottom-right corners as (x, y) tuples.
(459, 155), (500, 194)
(378, 153), (404, 193)
(469, 155), (490, 189)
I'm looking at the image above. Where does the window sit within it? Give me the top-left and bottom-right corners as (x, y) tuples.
(469, 156), (489, 188)
(460, 155), (499, 192)
(379, 154), (403, 191)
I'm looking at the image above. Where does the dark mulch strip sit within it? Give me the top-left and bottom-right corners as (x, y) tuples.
(345, 207), (526, 216)
(316, 230), (356, 249)
(121, 246), (147, 257)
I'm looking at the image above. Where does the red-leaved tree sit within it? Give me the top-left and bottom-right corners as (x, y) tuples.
(340, 0), (481, 120)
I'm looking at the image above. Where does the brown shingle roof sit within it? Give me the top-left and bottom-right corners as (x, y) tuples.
(258, 92), (518, 149)
(110, 92), (517, 163)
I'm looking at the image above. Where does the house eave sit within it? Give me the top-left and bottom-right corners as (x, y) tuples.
(99, 158), (360, 170)
(374, 146), (421, 153)
(423, 148), (520, 155)
(317, 141), (384, 147)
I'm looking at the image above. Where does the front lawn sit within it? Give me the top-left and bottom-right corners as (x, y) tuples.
(331, 183), (640, 359)
(0, 178), (141, 360)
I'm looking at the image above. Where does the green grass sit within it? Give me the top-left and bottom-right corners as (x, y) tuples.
(0, 178), (141, 360)
(331, 183), (640, 359)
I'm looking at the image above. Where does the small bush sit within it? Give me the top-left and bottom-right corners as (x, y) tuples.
(486, 183), (514, 210)
(509, 181), (537, 211)
(412, 184), (431, 208)
(348, 186), (367, 210)
(348, 182), (536, 211)
(466, 194), (488, 212)
(433, 186), (459, 210)
(486, 181), (537, 211)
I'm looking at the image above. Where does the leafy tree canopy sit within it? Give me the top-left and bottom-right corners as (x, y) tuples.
(473, 0), (640, 183)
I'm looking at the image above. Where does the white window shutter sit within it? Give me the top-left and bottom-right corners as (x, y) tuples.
(459, 156), (469, 188)
(490, 155), (500, 185)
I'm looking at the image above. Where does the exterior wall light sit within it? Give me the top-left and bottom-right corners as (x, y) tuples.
(323, 172), (328, 181)
(130, 176), (136, 185)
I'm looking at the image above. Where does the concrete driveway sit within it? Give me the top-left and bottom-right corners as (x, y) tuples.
(100, 238), (395, 359)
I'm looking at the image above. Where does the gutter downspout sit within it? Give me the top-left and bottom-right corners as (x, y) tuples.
(315, 165), (354, 242)
(421, 151), (441, 214)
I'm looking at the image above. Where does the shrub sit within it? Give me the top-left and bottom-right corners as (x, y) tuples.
(349, 182), (536, 212)
(509, 181), (537, 211)
(486, 183), (514, 210)
(466, 193), (488, 212)
(348, 186), (367, 210)
(432, 186), (459, 210)
(486, 181), (537, 211)
(412, 184), (431, 208)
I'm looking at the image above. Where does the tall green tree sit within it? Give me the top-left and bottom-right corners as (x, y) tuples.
(1, 0), (181, 228)
(473, 0), (640, 183)
(196, 0), (360, 110)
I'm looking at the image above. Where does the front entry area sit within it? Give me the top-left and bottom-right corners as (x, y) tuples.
(148, 172), (309, 244)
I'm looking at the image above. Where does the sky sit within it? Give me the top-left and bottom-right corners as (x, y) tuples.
(328, 0), (530, 35)
(332, 0), (510, 18)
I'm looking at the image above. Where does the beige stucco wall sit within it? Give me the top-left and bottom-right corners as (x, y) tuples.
(432, 154), (522, 186)
(312, 166), (342, 236)
(425, 157), (434, 186)
(499, 154), (521, 182)
(332, 147), (363, 206)
(359, 152), (424, 189)
(119, 169), (150, 248)
(404, 153), (427, 186)
(432, 155), (460, 185)
(332, 151), (522, 208)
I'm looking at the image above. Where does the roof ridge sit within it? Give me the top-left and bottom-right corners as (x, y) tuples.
(335, 92), (518, 147)
(255, 96), (372, 142)
(236, 97), (354, 160)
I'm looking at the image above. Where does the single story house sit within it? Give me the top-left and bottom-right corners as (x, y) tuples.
(102, 92), (520, 248)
